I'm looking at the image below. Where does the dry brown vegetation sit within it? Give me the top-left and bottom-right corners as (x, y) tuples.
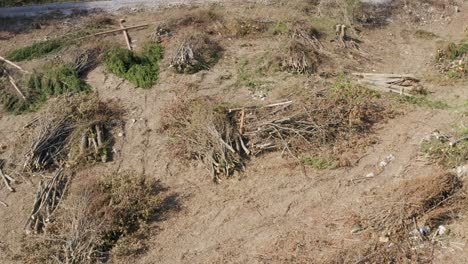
(19, 170), (178, 264)
(161, 79), (392, 181)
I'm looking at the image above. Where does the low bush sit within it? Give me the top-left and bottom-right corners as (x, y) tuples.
(104, 43), (163, 88)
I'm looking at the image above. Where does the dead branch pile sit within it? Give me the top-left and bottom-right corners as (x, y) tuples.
(290, 23), (324, 51)
(24, 117), (73, 171)
(161, 98), (247, 182)
(21, 171), (176, 263)
(0, 163), (16, 193)
(21, 95), (122, 172)
(170, 33), (222, 74)
(25, 168), (70, 234)
(355, 172), (466, 262)
(279, 40), (319, 74)
(353, 72), (426, 96)
(162, 82), (388, 180)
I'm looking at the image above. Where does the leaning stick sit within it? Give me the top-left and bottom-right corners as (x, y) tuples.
(7, 74), (26, 100)
(119, 19), (132, 51)
(0, 56), (30, 73)
(76, 24), (149, 40)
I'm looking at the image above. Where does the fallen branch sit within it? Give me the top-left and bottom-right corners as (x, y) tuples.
(76, 24), (150, 40)
(7, 73), (26, 100)
(229, 100), (293, 112)
(0, 55), (30, 73)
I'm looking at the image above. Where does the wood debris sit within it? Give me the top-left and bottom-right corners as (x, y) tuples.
(0, 167), (15, 192)
(25, 168), (69, 234)
(352, 73), (425, 96)
(24, 117), (73, 171)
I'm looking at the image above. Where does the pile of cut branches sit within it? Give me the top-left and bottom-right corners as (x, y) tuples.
(352, 172), (466, 263)
(21, 94), (122, 172)
(162, 80), (388, 180)
(279, 40), (319, 74)
(170, 33), (222, 74)
(161, 97), (247, 182)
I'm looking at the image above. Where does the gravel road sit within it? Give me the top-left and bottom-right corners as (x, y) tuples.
(0, 0), (224, 17)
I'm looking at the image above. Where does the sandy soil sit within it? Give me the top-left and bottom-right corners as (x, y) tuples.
(0, 1), (467, 263)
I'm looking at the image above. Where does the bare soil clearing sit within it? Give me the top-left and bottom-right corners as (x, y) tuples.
(0, 0), (467, 263)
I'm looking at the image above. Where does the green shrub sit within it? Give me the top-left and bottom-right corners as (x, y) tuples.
(1, 64), (90, 113)
(5, 39), (67, 61)
(104, 43), (163, 89)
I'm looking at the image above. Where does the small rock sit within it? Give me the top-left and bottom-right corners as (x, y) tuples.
(454, 164), (468, 177)
(118, 132), (124, 137)
(366, 172), (375, 178)
(419, 226), (431, 236)
(379, 236), (389, 243)
(437, 225), (447, 236)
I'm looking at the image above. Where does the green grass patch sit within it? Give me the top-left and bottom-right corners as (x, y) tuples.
(422, 136), (468, 169)
(414, 30), (439, 40)
(303, 156), (338, 170)
(104, 43), (163, 89)
(0, 64), (90, 114)
(399, 96), (449, 110)
(5, 26), (106, 61)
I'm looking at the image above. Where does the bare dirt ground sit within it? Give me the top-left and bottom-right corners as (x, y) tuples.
(0, 1), (467, 263)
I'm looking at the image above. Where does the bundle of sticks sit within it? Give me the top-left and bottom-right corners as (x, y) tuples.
(79, 124), (107, 162)
(24, 117), (73, 171)
(352, 73), (424, 96)
(25, 168), (69, 234)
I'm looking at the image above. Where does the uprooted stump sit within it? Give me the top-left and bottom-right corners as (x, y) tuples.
(170, 33), (222, 74)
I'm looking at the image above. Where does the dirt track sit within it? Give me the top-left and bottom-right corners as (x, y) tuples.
(0, 0), (226, 17)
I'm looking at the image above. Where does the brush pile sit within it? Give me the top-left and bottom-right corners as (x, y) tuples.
(279, 40), (319, 74)
(19, 95), (122, 173)
(162, 81), (388, 180)
(289, 23), (323, 51)
(24, 117), (73, 171)
(170, 33), (222, 74)
(355, 172), (465, 263)
(25, 168), (70, 234)
(161, 97), (247, 181)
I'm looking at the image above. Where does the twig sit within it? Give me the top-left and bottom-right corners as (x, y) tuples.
(0, 199), (7, 207)
(450, 136), (468, 147)
(0, 168), (15, 192)
(0, 55), (30, 73)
